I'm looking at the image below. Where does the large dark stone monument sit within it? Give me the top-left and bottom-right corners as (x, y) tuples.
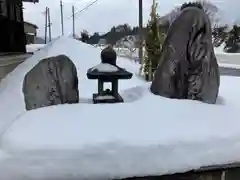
(87, 46), (133, 104)
(150, 3), (220, 104)
(23, 55), (79, 110)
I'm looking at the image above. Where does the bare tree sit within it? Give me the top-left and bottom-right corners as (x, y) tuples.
(167, 7), (181, 24)
(198, 0), (220, 27)
(160, 0), (220, 27)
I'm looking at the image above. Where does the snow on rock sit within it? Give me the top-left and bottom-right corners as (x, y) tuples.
(95, 95), (115, 100)
(91, 63), (119, 72)
(1, 36), (240, 179)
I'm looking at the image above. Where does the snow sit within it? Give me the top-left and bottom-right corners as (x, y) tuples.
(91, 63), (119, 72)
(214, 45), (225, 54)
(219, 63), (240, 69)
(216, 53), (240, 67)
(213, 44), (240, 68)
(0, 36), (240, 179)
(26, 32), (35, 36)
(95, 95), (115, 100)
(26, 44), (46, 53)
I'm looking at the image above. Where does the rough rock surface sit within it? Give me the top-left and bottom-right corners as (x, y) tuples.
(23, 55), (79, 110)
(150, 6), (220, 104)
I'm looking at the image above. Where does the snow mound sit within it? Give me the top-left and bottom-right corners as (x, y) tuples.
(0, 36), (143, 136)
(2, 76), (240, 179)
(1, 37), (240, 179)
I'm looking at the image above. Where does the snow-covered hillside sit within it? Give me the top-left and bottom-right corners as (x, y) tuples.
(0, 37), (240, 179)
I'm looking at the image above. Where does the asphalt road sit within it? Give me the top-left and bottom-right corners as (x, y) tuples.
(118, 53), (240, 77)
(0, 53), (32, 80)
(219, 67), (240, 77)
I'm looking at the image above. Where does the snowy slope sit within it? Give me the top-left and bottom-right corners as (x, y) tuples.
(0, 37), (240, 179)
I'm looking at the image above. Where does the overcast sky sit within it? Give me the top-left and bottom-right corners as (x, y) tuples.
(23, 0), (239, 38)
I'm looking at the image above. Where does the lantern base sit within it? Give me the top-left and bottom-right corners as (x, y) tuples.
(92, 93), (124, 104)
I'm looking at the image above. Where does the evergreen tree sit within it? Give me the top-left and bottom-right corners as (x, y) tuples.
(224, 25), (240, 53)
(142, 0), (165, 81)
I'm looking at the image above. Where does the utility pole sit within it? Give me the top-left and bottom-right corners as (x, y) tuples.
(138, 0), (143, 74)
(47, 7), (52, 42)
(72, 5), (75, 38)
(44, 7), (48, 44)
(60, 0), (64, 35)
(152, 0), (156, 17)
(147, 0), (156, 81)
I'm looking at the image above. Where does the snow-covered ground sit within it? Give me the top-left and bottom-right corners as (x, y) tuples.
(0, 37), (240, 179)
(26, 44), (46, 53)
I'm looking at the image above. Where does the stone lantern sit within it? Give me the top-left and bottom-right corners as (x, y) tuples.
(87, 46), (133, 104)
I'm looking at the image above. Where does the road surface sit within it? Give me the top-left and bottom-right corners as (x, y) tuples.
(219, 67), (240, 77)
(0, 53), (32, 80)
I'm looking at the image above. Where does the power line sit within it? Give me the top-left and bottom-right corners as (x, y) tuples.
(68, 0), (100, 36)
(67, 0), (100, 20)
(37, 0), (101, 36)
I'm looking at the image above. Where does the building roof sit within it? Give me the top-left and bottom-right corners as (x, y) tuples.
(24, 21), (38, 29)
